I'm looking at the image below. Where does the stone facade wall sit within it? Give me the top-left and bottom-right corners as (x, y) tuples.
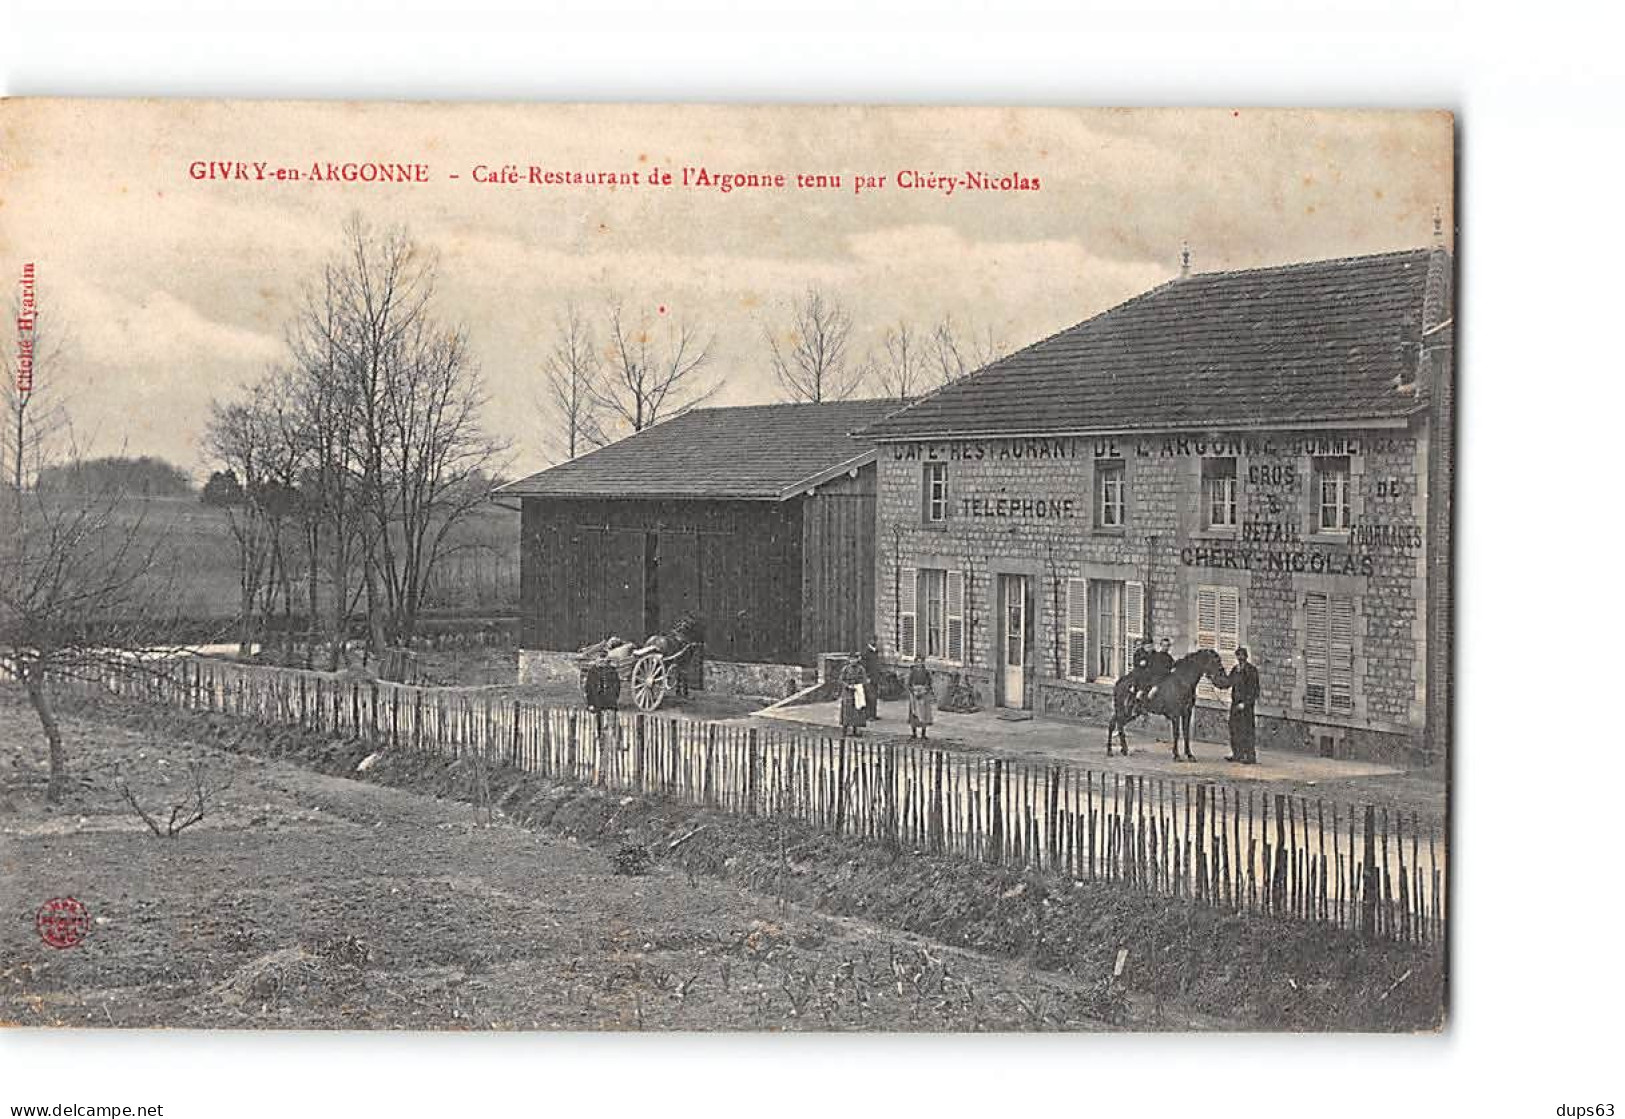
(875, 425), (1433, 763)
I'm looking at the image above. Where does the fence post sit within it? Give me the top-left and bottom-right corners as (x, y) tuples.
(746, 727), (760, 816)
(631, 713), (645, 793)
(835, 738), (847, 835)
(1271, 793), (1288, 913)
(990, 759), (1004, 864)
(1195, 784), (1209, 902)
(1361, 805), (1380, 941)
(885, 742), (899, 852)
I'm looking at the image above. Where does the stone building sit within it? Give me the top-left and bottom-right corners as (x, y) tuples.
(860, 247), (1453, 765)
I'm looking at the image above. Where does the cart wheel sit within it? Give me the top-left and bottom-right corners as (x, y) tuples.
(631, 654), (669, 711)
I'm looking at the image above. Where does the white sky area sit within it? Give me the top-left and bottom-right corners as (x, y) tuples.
(0, 102), (1452, 478)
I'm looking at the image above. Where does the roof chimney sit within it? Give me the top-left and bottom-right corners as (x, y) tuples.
(1179, 240), (1191, 280)
(1423, 207), (1452, 332)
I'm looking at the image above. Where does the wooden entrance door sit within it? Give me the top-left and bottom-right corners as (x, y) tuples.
(999, 574), (1028, 709)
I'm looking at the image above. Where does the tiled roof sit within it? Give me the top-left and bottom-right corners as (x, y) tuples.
(862, 249), (1447, 440)
(499, 398), (907, 501)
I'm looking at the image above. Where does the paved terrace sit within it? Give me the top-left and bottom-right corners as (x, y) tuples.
(754, 699), (1445, 820)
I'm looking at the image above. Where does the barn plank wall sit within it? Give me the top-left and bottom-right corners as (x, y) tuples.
(521, 497), (805, 664)
(799, 466), (877, 661)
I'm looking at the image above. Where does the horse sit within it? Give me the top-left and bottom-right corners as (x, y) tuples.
(1106, 648), (1226, 761)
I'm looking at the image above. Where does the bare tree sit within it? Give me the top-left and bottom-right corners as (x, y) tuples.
(203, 377), (303, 659)
(239, 215), (506, 666)
(874, 319), (931, 401)
(764, 288), (867, 403)
(3, 297), (179, 804)
(537, 302), (606, 461)
(592, 300), (719, 435)
(372, 316), (508, 648)
(328, 217), (438, 660)
(287, 267), (365, 670)
(3, 291), (71, 505)
(929, 314), (1008, 385)
(116, 758), (238, 839)
(0, 460), (178, 804)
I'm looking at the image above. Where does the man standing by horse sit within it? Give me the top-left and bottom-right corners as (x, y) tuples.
(1216, 646), (1261, 764)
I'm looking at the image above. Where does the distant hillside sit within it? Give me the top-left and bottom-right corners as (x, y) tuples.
(36, 455), (193, 497)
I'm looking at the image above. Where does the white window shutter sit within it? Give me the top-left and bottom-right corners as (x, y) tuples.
(1305, 592), (1328, 711)
(1196, 586), (1220, 701)
(945, 570), (965, 664)
(1329, 595), (1355, 712)
(1122, 580), (1145, 677)
(1217, 587), (1240, 668)
(1066, 578), (1089, 679)
(1195, 587), (1218, 652)
(899, 566), (917, 659)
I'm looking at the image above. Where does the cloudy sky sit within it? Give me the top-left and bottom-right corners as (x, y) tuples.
(0, 101), (1452, 477)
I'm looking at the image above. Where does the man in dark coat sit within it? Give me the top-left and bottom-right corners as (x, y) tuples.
(861, 635), (883, 721)
(1131, 636), (1154, 675)
(1220, 646), (1261, 764)
(1146, 637), (1176, 678)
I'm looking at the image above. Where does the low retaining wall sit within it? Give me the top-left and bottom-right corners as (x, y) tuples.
(517, 648), (810, 701)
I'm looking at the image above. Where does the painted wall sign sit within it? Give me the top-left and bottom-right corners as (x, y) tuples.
(1349, 523), (1424, 550)
(1180, 545), (1376, 577)
(959, 496), (1077, 519)
(892, 432), (1412, 464)
(1242, 521), (1304, 545)
(892, 438), (1087, 462)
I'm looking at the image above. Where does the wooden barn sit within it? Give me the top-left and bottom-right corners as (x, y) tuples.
(499, 399), (902, 690)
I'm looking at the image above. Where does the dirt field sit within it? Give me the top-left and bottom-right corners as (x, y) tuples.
(1, 687), (1161, 1031)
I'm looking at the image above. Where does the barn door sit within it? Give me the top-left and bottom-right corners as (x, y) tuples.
(576, 527), (645, 646)
(656, 531), (699, 637)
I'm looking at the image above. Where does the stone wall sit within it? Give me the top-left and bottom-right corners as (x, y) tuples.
(517, 648), (808, 701)
(701, 658), (814, 700)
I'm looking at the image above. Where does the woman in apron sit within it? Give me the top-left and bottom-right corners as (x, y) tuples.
(907, 654), (935, 739)
(838, 652), (869, 736)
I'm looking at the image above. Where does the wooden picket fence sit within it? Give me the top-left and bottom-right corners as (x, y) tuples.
(70, 655), (1447, 946)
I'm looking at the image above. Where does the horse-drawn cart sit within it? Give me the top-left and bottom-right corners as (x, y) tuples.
(577, 616), (705, 712)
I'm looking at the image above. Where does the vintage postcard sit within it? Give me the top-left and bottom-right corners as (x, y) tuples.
(0, 101), (1452, 1031)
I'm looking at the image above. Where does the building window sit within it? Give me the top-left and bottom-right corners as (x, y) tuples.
(1202, 457), (1239, 529)
(1073, 578), (1143, 682)
(923, 462), (949, 524)
(1095, 461), (1125, 528)
(922, 569), (946, 657)
(1314, 456), (1352, 533)
(1092, 581), (1122, 679)
(1067, 578), (1145, 682)
(1304, 592), (1355, 714)
(898, 566), (963, 663)
(1194, 584), (1242, 701)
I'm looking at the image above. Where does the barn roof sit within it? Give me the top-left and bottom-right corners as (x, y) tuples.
(498, 398), (906, 502)
(861, 248), (1448, 441)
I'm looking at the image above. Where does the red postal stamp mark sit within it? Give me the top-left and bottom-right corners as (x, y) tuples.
(36, 897), (91, 949)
